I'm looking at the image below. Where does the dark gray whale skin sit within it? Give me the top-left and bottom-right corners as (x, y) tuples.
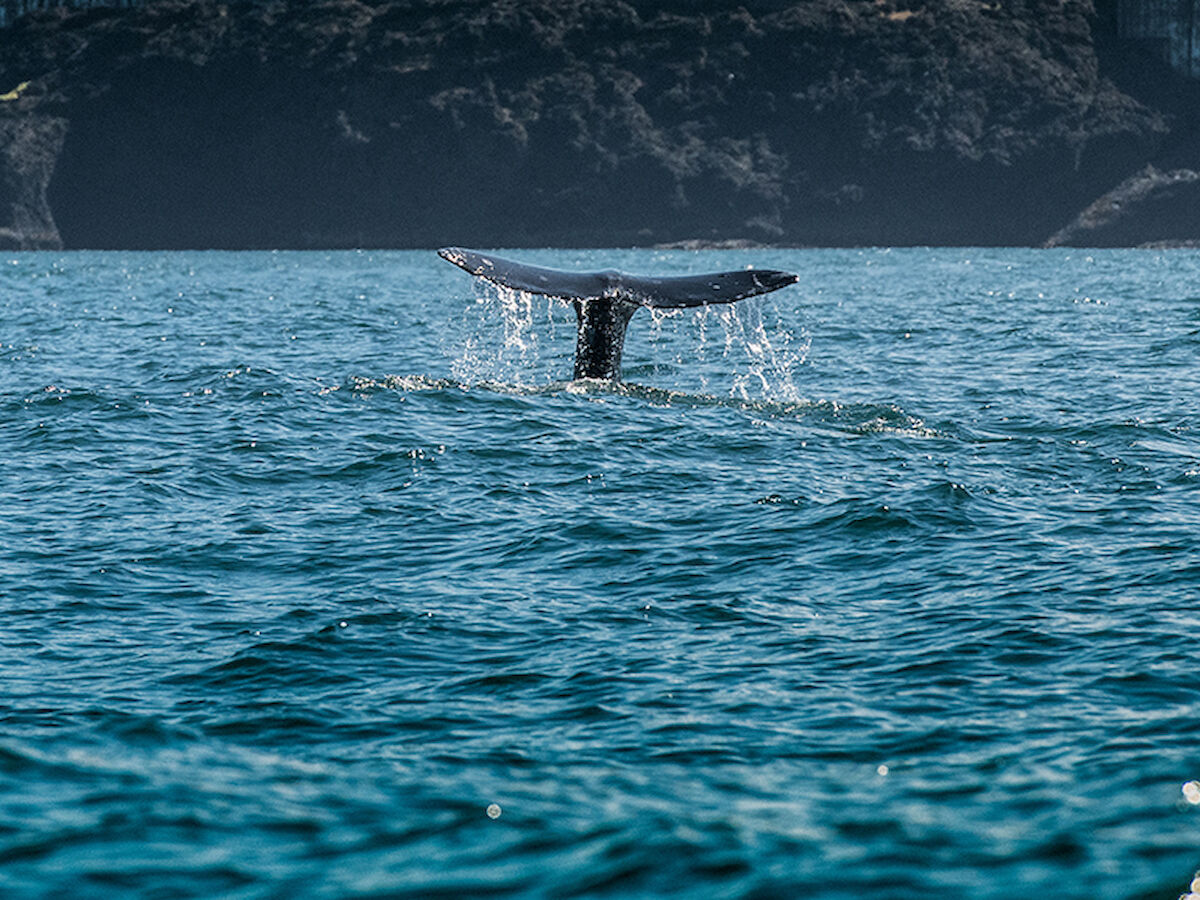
(438, 247), (798, 381)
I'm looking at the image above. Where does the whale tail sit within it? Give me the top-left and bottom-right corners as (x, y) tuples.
(438, 247), (798, 380)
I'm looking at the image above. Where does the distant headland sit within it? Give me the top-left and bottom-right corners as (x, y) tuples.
(1, 0), (1199, 250)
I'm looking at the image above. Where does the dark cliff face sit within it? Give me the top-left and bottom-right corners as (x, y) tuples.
(0, 0), (1183, 248)
(0, 114), (65, 250)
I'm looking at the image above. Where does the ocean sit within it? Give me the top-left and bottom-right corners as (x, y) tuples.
(2, 248), (1199, 898)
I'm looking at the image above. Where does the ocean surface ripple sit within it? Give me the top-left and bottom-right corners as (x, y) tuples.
(2, 249), (1200, 898)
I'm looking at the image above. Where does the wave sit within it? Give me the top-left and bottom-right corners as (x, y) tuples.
(322, 372), (937, 438)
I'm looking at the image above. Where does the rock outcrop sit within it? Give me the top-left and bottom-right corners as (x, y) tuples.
(0, 113), (66, 250)
(0, 0), (1192, 248)
(1045, 165), (1200, 247)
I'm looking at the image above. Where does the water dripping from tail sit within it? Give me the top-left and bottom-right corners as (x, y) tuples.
(451, 285), (571, 387)
(450, 279), (808, 401)
(641, 299), (809, 403)
(716, 298), (810, 403)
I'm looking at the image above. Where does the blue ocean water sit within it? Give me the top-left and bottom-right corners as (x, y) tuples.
(2, 248), (1200, 899)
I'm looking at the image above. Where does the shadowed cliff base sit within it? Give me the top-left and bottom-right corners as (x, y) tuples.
(0, 0), (1197, 249)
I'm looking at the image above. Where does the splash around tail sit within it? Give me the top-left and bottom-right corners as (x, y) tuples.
(438, 247), (798, 381)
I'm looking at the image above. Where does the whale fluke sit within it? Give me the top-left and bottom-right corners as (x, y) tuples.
(438, 247), (798, 381)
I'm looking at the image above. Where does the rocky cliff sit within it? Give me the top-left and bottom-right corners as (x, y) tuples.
(0, 0), (1194, 249)
(0, 113), (66, 249)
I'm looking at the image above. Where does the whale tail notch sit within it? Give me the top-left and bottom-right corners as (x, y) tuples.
(438, 247), (798, 380)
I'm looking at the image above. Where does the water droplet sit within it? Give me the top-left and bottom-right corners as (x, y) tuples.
(1182, 781), (1200, 804)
